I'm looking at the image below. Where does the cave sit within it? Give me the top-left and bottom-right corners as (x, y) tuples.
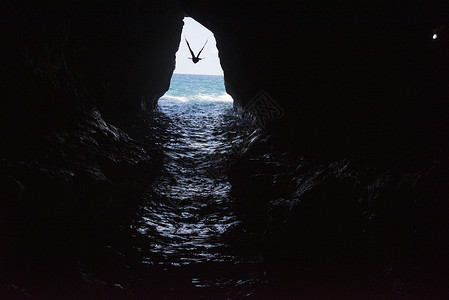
(1, 1), (448, 299)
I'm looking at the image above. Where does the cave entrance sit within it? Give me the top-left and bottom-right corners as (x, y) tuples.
(135, 17), (262, 295)
(159, 17), (232, 109)
(156, 15), (237, 155)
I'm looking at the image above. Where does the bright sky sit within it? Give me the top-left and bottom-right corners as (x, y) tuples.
(174, 17), (224, 76)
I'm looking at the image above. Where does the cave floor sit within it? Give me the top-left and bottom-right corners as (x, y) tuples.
(126, 99), (265, 298)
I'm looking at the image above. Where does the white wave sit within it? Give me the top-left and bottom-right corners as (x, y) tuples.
(160, 94), (189, 102)
(160, 93), (233, 103)
(195, 93), (234, 102)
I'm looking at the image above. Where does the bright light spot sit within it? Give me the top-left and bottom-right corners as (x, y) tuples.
(433, 33), (438, 40)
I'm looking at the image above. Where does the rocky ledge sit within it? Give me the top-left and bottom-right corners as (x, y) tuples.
(228, 133), (449, 299)
(0, 107), (162, 298)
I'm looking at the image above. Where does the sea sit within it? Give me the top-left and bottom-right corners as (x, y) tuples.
(160, 73), (233, 104)
(132, 73), (264, 297)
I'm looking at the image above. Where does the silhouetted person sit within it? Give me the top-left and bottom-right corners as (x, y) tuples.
(185, 38), (208, 64)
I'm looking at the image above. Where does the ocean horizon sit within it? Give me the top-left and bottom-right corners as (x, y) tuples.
(161, 73), (233, 104)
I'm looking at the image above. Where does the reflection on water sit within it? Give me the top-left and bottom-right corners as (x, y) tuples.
(133, 96), (264, 297)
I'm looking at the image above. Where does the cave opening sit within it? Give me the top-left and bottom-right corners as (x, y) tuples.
(130, 16), (263, 296)
(159, 16), (232, 109)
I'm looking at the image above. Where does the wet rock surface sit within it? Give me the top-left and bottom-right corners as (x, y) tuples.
(0, 107), (163, 298)
(228, 136), (449, 299)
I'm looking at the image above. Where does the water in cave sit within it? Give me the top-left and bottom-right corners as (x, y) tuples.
(129, 72), (265, 297)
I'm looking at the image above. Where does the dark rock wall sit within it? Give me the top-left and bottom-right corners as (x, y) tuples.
(0, 0), (184, 231)
(183, 0), (449, 153)
(181, 1), (449, 296)
(0, 1), (181, 294)
(228, 144), (449, 297)
(0, 0), (183, 131)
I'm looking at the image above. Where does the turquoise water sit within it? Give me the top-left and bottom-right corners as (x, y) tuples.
(160, 73), (233, 103)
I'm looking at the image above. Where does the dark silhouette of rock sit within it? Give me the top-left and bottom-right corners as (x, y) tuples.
(228, 141), (449, 299)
